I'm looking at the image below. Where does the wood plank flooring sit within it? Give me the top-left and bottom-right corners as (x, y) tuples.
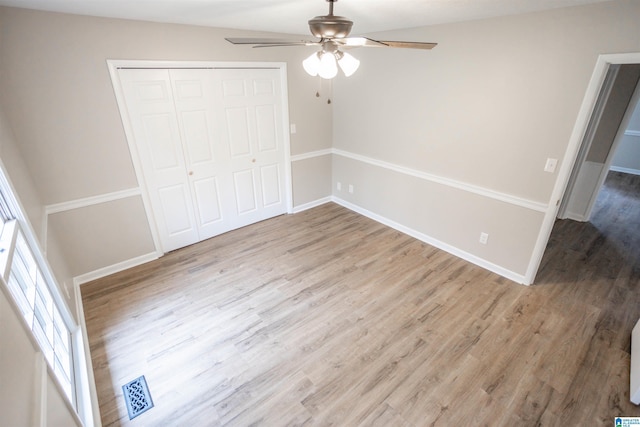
(82, 171), (640, 426)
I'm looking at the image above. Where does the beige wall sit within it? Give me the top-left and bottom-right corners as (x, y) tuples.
(332, 0), (640, 280)
(0, 7), (333, 279)
(0, 104), (77, 315)
(48, 197), (155, 276)
(0, 106), (44, 240)
(611, 97), (640, 172)
(292, 154), (333, 208)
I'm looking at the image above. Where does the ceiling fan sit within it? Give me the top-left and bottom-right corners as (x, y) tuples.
(225, 0), (437, 79)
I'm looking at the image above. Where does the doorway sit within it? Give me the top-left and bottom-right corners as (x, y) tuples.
(559, 64), (640, 221)
(526, 52), (640, 284)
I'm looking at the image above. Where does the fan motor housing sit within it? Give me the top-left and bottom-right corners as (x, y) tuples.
(308, 15), (353, 39)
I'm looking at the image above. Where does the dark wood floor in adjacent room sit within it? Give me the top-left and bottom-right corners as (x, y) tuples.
(82, 171), (640, 426)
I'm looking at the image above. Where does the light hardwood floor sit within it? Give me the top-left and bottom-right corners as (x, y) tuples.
(82, 171), (640, 426)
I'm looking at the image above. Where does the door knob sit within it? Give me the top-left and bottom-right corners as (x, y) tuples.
(251, 158), (256, 163)
(189, 171), (194, 175)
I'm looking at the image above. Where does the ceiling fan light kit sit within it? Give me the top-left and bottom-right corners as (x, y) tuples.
(225, 0), (436, 79)
(335, 51), (360, 77)
(303, 42), (360, 78)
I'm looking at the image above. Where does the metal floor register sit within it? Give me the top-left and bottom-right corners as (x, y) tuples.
(122, 375), (154, 420)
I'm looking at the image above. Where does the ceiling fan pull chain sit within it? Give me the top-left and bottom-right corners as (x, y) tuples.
(315, 75), (322, 98)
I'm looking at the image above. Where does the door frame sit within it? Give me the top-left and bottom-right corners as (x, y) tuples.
(576, 75), (640, 221)
(107, 60), (294, 255)
(556, 64), (620, 220)
(558, 65), (640, 222)
(525, 52), (640, 284)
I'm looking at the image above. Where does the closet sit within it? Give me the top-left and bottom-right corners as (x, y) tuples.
(117, 67), (288, 252)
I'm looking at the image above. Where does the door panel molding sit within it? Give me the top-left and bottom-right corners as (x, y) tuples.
(108, 60), (292, 254)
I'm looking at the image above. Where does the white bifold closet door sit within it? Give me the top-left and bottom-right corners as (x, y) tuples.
(118, 68), (287, 252)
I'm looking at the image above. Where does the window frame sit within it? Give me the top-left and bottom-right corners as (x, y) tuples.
(5, 221), (75, 401)
(0, 165), (92, 426)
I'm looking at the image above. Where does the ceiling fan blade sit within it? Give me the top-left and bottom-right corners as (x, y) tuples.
(252, 42), (322, 48)
(337, 37), (436, 50)
(369, 39), (438, 50)
(225, 37), (319, 47)
(336, 37), (387, 47)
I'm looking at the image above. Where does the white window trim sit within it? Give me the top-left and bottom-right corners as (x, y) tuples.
(0, 161), (95, 427)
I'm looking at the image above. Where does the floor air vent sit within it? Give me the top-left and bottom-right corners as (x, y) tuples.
(122, 375), (154, 420)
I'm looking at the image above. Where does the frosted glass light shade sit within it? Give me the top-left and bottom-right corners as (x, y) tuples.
(318, 52), (338, 79)
(303, 52), (321, 76)
(303, 49), (360, 79)
(337, 52), (360, 77)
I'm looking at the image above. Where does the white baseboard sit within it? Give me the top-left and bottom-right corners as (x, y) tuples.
(331, 196), (528, 285)
(74, 251), (160, 286)
(562, 212), (588, 222)
(292, 196), (333, 213)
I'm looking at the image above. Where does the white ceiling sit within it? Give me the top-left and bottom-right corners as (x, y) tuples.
(0, 0), (616, 35)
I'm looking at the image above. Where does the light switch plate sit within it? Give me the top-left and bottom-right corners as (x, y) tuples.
(544, 158), (558, 173)
(479, 232), (489, 244)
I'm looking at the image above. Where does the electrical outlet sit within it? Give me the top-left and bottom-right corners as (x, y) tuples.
(337, 182), (342, 191)
(290, 124), (297, 134)
(479, 232), (489, 245)
(348, 184), (354, 194)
